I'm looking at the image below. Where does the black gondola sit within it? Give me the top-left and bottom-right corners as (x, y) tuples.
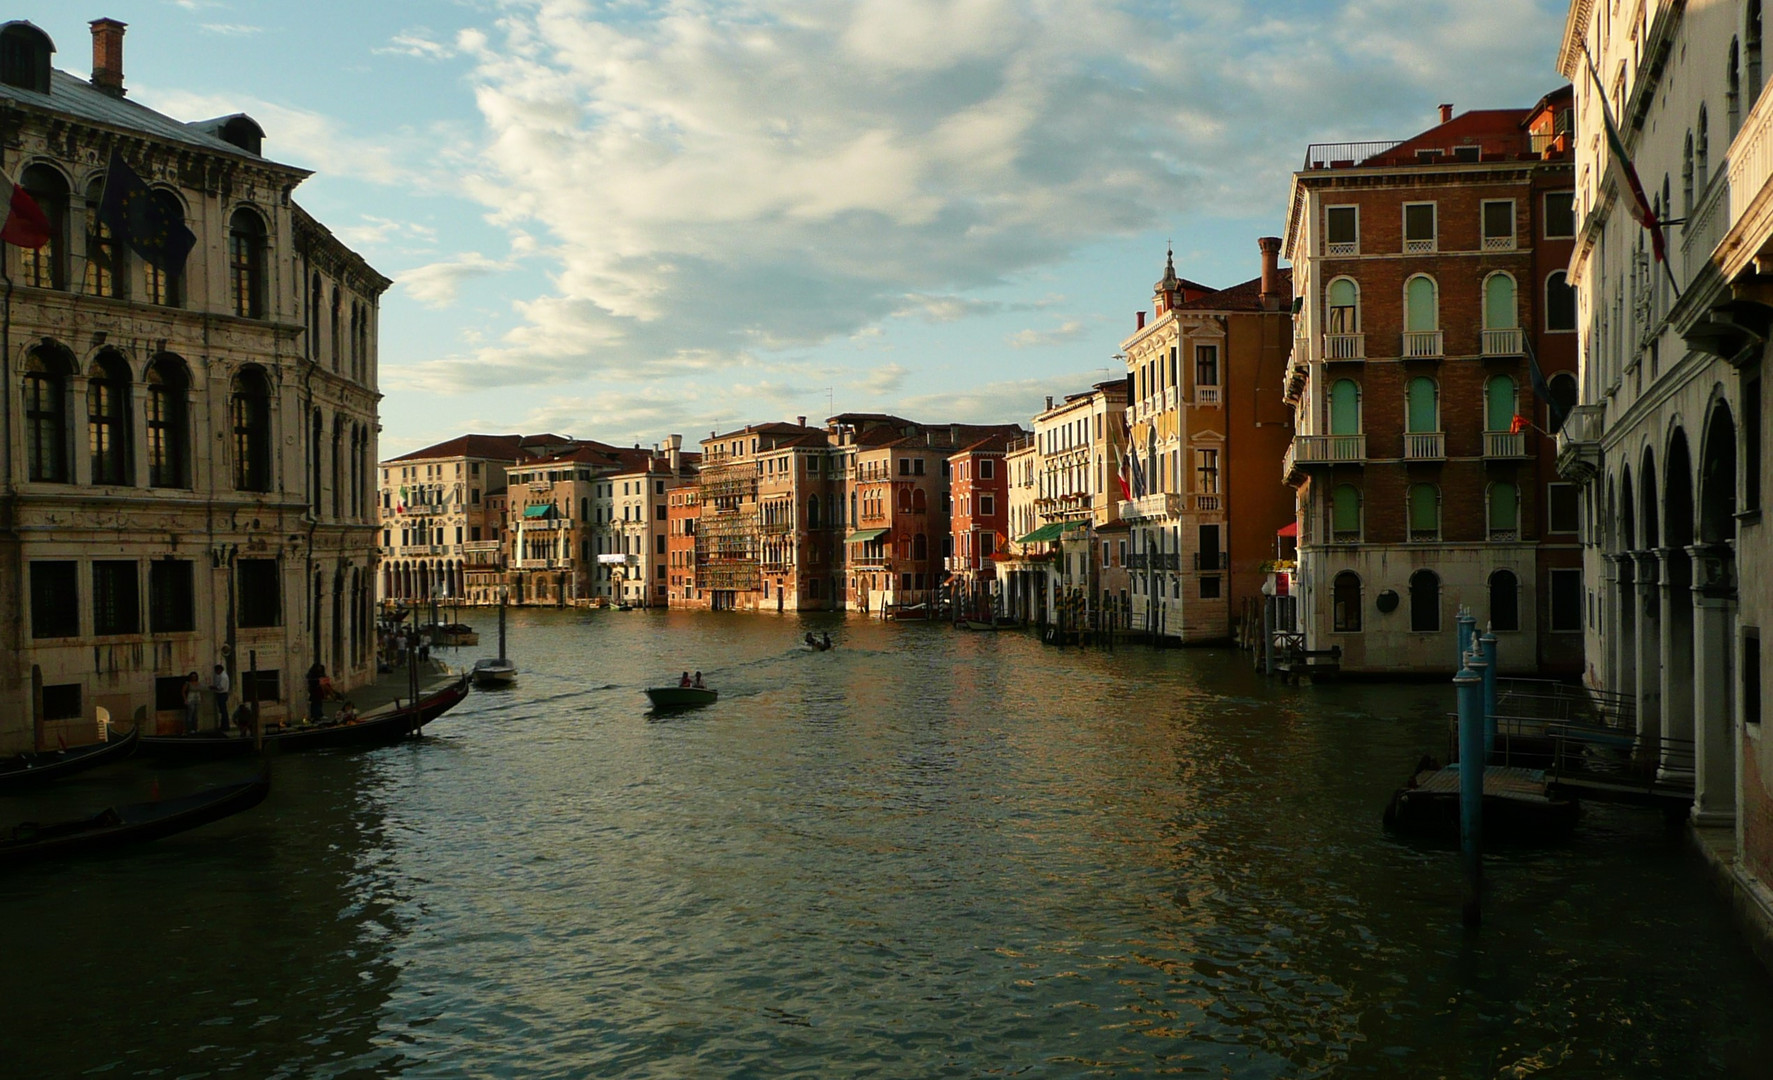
(136, 675), (471, 761)
(0, 724), (141, 794)
(0, 771), (270, 866)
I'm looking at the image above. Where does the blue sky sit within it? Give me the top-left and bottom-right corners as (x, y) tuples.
(17, 1), (1568, 456)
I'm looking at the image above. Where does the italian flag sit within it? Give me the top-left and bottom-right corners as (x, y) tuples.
(0, 170), (49, 249)
(1586, 47), (1665, 263)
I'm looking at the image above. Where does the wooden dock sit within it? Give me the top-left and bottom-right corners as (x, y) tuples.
(1384, 764), (1580, 844)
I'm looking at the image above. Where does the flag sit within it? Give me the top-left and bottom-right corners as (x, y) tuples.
(1522, 332), (1567, 431)
(1113, 439), (1131, 501)
(397, 486), (408, 514)
(1509, 413), (1528, 435)
(1583, 46), (1665, 263)
(0, 170), (50, 249)
(99, 150), (197, 273)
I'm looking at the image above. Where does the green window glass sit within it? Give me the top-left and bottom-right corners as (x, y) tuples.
(1330, 379), (1360, 434)
(1406, 377), (1437, 433)
(1485, 376), (1517, 432)
(1484, 274), (1517, 330)
(1409, 483), (1439, 534)
(1490, 482), (1519, 531)
(1405, 276), (1437, 332)
(1332, 484), (1361, 534)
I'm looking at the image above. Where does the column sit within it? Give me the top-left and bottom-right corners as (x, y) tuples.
(1632, 551), (1663, 756)
(1689, 543), (1738, 825)
(1658, 548), (1696, 783)
(1611, 553), (1636, 712)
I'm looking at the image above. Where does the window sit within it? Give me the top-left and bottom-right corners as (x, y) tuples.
(980, 459), (994, 479)
(24, 346), (70, 482)
(1546, 372), (1578, 434)
(30, 561), (79, 638)
(1485, 375), (1519, 432)
(899, 459), (909, 476)
(1325, 205), (1358, 254)
(92, 560), (140, 635)
(1483, 273), (1517, 330)
(41, 684), (82, 722)
(84, 177), (125, 298)
(1196, 448), (1220, 494)
(1331, 484), (1362, 542)
(1544, 191), (1576, 238)
(1549, 568), (1582, 631)
(1404, 274), (1438, 332)
(1409, 569), (1441, 632)
(1489, 482), (1520, 541)
(87, 352), (131, 486)
(914, 458), (925, 475)
(1408, 483), (1440, 541)
(1488, 569), (1520, 631)
(145, 192), (188, 306)
(231, 367), (272, 492)
(1730, 39), (1744, 139)
(238, 558), (281, 627)
(1481, 200), (1515, 249)
(1329, 379), (1361, 434)
(1747, 375), (1763, 512)
(1405, 377), (1439, 433)
(1746, 627), (1762, 728)
(244, 670), (282, 705)
(1332, 571), (1362, 632)
(1546, 271), (1577, 331)
(0, 22), (54, 93)
(1754, 0), (1766, 102)
(1195, 344), (1220, 386)
(18, 164), (68, 289)
(149, 559), (196, 633)
(155, 675), (189, 712)
(1403, 202), (1436, 252)
(656, 535), (666, 555)
(228, 207), (267, 318)
(1200, 575), (1222, 599)
(1326, 277), (1359, 333)
(1548, 483), (1580, 533)
(146, 356), (189, 487)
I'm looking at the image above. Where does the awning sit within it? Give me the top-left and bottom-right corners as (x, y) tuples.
(846, 527), (889, 544)
(522, 504), (556, 519)
(1277, 521), (1298, 538)
(1016, 521), (1070, 544)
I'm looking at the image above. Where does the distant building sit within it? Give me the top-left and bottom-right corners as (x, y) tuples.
(947, 435), (1012, 618)
(1025, 383), (1127, 626)
(606, 437), (698, 608)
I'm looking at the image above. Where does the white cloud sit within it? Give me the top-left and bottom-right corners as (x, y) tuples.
(375, 31), (457, 60)
(1007, 320), (1085, 349)
(200, 24), (262, 37)
(398, 252), (516, 307)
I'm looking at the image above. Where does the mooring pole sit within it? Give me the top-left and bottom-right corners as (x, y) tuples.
(1456, 607), (1476, 669)
(1479, 625), (1499, 764)
(1455, 645), (1485, 928)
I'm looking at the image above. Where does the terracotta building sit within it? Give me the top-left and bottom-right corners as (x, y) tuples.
(947, 435), (1012, 619)
(690, 420), (829, 611)
(1281, 93), (1579, 674)
(0, 19), (387, 745)
(606, 437), (698, 608)
(666, 484), (701, 605)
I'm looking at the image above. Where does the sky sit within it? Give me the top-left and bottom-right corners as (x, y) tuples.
(15, 0), (1569, 457)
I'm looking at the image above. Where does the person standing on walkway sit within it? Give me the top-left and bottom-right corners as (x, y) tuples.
(211, 664), (231, 732)
(182, 671), (202, 734)
(306, 662), (327, 724)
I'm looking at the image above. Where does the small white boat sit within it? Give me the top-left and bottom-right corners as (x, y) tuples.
(471, 657), (517, 687)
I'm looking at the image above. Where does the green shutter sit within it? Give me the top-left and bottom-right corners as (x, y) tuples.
(1405, 276), (1437, 332)
(1486, 376), (1517, 432)
(1484, 274), (1516, 330)
(1333, 484), (1361, 533)
(1490, 482), (1518, 530)
(1409, 484), (1438, 532)
(1406, 377), (1437, 433)
(1330, 379), (1360, 435)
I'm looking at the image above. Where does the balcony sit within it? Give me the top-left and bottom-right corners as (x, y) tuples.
(1196, 385), (1221, 406)
(1555, 403), (1605, 484)
(1194, 494), (1221, 512)
(1484, 431), (1530, 459)
(1324, 332), (1365, 361)
(1126, 552), (1181, 571)
(1481, 232), (1515, 251)
(1403, 432), (1445, 460)
(1118, 493), (1183, 521)
(1404, 236), (1435, 254)
(1192, 551), (1229, 570)
(1402, 330), (1443, 359)
(1481, 328), (1523, 356)
(1290, 434), (1367, 467)
(851, 555), (891, 568)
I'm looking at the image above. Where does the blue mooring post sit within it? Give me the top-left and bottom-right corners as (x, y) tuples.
(1455, 646), (1485, 927)
(1456, 607), (1477, 669)
(1479, 626), (1499, 764)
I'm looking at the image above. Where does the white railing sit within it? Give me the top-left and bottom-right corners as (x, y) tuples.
(1195, 494), (1222, 512)
(1723, 79), (1773, 279)
(1290, 434), (1367, 465)
(1683, 173), (1729, 283)
(1326, 240), (1358, 256)
(1481, 328), (1523, 356)
(1556, 403), (1605, 452)
(1404, 432), (1445, 459)
(1119, 493), (1183, 520)
(1484, 431), (1528, 458)
(1404, 237), (1435, 253)
(1402, 330), (1443, 358)
(1482, 234), (1515, 251)
(1324, 332), (1365, 360)
(1196, 385), (1221, 406)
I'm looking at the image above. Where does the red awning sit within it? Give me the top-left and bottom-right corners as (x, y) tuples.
(1277, 521), (1299, 538)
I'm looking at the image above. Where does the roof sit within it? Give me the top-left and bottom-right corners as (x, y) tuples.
(1176, 268), (1295, 312)
(387, 434), (532, 463)
(951, 434), (1011, 456)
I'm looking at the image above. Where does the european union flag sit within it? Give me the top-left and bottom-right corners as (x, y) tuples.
(99, 150), (197, 274)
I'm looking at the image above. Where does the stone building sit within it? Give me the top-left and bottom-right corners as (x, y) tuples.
(1281, 94), (1580, 674)
(502, 441), (636, 605)
(1021, 383), (1127, 626)
(606, 437), (698, 608)
(0, 19), (387, 746)
(1557, 0), (1772, 965)
(665, 483), (700, 605)
(689, 420), (828, 611)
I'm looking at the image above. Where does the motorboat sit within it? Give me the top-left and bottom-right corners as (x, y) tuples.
(644, 686), (717, 709)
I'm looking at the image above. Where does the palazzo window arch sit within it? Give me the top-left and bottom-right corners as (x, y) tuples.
(84, 175), (125, 299)
(1330, 483), (1363, 543)
(1408, 483), (1441, 542)
(1404, 274), (1438, 331)
(1547, 372), (1578, 434)
(1731, 38), (1744, 137)
(228, 207), (268, 319)
(1332, 571), (1362, 633)
(1546, 271), (1577, 331)
(1483, 273), (1517, 330)
(23, 345), (71, 482)
(18, 163), (68, 290)
(1409, 569), (1441, 632)
(1326, 277), (1360, 332)
(1329, 378), (1362, 435)
(231, 366), (273, 492)
(1488, 481), (1520, 541)
(1683, 131), (1695, 217)
(144, 190), (186, 307)
(1405, 376), (1439, 433)
(330, 287), (342, 372)
(1489, 569), (1521, 631)
(87, 350), (132, 486)
(1484, 375), (1519, 432)
(1697, 105), (1710, 193)
(146, 355), (190, 488)
(1753, 0), (1766, 102)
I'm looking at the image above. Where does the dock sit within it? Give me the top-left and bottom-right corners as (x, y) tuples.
(1384, 764), (1580, 844)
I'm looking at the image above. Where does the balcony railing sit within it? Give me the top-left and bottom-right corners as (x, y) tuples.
(1127, 552), (1182, 571)
(1193, 551), (1229, 570)
(1481, 233), (1515, 251)
(1194, 494), (1221, 512)
(1324, 332), (1365, 361)
(1488, 528), (1520, 542)
(1404, 236), (1436, 254)
(1402, 330), (1443, 358)
(1403, 432), (1445, 460)
(1484, 431), (1529, 458)
(1196, 385), (1221, 406)
(1555, 403), (1605, 484)
(1290, 434), (1367, 466)
(1326, 239), (1358, 256)
(1481, 328), (1523, 356)
(1118, 493), (1183, 521)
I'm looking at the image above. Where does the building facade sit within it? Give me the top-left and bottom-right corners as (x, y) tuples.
(947, 435), (1011, 619)
(0, 20), (387, 746)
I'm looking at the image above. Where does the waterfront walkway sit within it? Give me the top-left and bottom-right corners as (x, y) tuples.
(332, 659), (459, 720)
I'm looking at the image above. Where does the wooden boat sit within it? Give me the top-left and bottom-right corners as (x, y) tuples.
(644, 686), (718, 709)
(137, 676), (471, 760)
(962, 620), (999, 632)
(0, 724), (140, 793)
(0, 770), (270, 865)
(423, 622), (479, 647)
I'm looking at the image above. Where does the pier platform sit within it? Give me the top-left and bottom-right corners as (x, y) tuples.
(1384, 764), (1580, 844)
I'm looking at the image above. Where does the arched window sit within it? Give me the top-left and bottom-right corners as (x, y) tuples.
(1332, 571), (1362, 632)
(228, 207), (267, 318)
(1483, 273), (1517, 330)
(1546, 271), (1577, 331)
(331, 415), (344, 519)
(1408, 483), (1440, 541)
(1329, 378), (1361, 434)
(1331, 483), (1362, 542)
(1683, 131), (1695, 217)
(144, 190), (186, 307)
(913, 532), (928, 561)
(1409, 569), (1441, 632)
(1404, 274), (1438, 331)
(19, 163), (68, 290)
(1697, 105), (1710, 192)
(1485, 375), (1518, 432)
(1488, 481), (1520, 541)
(1547, 372), (1578, 434)
(1489, 569), (1520, 631)
(897, 487), (911, 513)
(1731, 38), (1744, 137)
(807, 494), (820, 529)
(1405, 376), (1439, 433)
(146, 355), (189, 488)
(330, 287), (342, 372)
(912, 488), (928, 513)
(84, 176), (125, 299)
(308, 410), (323, 516)
(308, 272), (321, 360)
(87, 351), (131, 485)
(231, 366), (272, 492)
(23, 345), (70, 482)
(1753, 1), (1766, 102)
(1326, 277), (1359, 332)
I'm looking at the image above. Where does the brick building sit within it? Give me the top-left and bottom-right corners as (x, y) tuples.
(1282, 93), (1579, 674)
(947, 435), (1012, 619)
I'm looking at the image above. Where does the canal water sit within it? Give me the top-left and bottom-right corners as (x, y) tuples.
(2, 609), (1770, 1078)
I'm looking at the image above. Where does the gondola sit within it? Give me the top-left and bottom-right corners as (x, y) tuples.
(0, 770), (270, 866)
(137, 675), (471, 761)
(961, 620), (999, 632)
(644, 686), (718, 709)
(0, 724), (141, 793)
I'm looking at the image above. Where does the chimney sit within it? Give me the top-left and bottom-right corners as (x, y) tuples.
(1257, 236), (1283, 310)
(1045, 395), (1054, 411)
(667, 433), (682, 473)
(1136, 311), (1146, 331)
(1439, 103), (1454, 124)
(796, 415), (806, 428)
(90, 18), (127, 98)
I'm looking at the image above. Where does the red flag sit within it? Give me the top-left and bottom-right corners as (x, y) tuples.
(0, 171), (50, 249)
(1113, 437), (1131, 501)
(1509, 413), (1527, 435)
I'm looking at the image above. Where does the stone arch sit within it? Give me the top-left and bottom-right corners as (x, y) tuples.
(1639, 448), (1659, 549)
(1699, 398), (1738, 544)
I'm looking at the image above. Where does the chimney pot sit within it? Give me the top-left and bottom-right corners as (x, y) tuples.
(1439, 103), (1454, 124)
(1257, 236), (1283, 308)
(1045, 396), (1054, 411)
(1136, 311), (1147, 331)
(89, 18), (127, 98)
(796, 415), (806, 428)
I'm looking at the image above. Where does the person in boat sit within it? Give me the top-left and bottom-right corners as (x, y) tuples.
(804, 632), (816, 648)
(339, 700), (359, 725)
(678, 671), (692, 688)
(692, 671), (704, 689)
(821, 632), (832, 649)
